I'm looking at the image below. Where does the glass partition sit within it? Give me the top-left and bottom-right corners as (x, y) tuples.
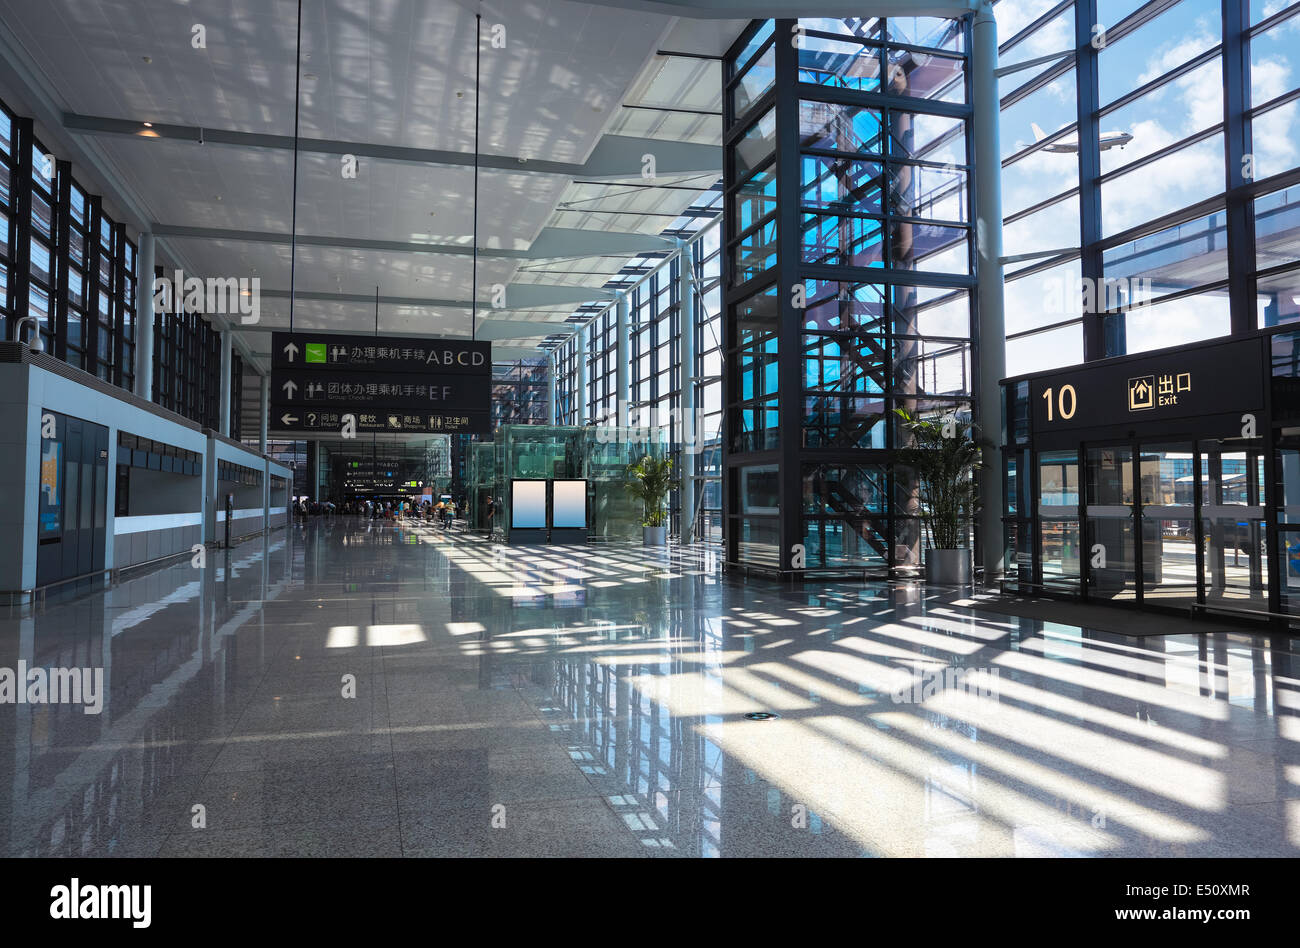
(465, 425), (668, 542)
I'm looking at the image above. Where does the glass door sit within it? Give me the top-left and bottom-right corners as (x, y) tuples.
(1201, 439), (1268, 609)
(1037, 449), (1080, 592)
(1084, 445), (1137, 602)
(1138, 442), (1198, 606)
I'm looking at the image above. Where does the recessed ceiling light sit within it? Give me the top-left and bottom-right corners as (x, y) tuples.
(456, 91), (465, 98)
(141, 56), (152, 64)
(142, 122), (153, 127)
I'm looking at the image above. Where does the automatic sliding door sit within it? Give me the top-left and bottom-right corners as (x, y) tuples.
(1138, 443), (1197, 606)
(1201, 440), (1268, 608)
(1085, 445), (1136, 602)
(1037, 450), (1080, 592)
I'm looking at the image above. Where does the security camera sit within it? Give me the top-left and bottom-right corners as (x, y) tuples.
(13, 315), (43, 353)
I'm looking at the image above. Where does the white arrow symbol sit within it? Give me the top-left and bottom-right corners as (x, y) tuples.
(280, 413), (298, 425)
(282, 380), (298, 398)
(283, 341), (299, 362)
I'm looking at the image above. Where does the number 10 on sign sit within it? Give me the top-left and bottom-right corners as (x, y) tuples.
(1041, 384), (1077, 421)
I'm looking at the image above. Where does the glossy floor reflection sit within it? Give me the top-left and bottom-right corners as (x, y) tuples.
(3, 516), (1298, 857)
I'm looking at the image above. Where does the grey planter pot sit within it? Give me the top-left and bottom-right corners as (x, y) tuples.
(643, 525), (667, 546)
(925, 548), (971, 585)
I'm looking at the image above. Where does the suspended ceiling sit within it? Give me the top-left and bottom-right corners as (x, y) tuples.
(0, 0), (741, 419)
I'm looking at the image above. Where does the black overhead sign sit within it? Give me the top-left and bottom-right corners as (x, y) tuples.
(272, 370), (489, 412)
(270, 331), (492, 435)
(1027, 336), (1266, 433)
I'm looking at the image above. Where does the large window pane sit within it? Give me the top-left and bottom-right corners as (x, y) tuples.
(1006, 322), (1083, 376)
(733, 163), (777, 235)
(993, 0), (1066, 46)
(1100, 134), (1224, 237)
(1002, 145), (1080, 219)
(1097, 0), (1221, 106)
(1005, 257), (1083, 334)
(891, 161), (966, 222)
(1098, 57), (1222, 177)
(1001, 72), (1077, 161)
(893, 110), (965, 165)
(1251, 98), (1300, 179)
(1249, 9), (1300, 107)
(800, 100), (884, 154)
(903, 222), (968, 273)
(1114, 288), (1230, 353)
(798, 35), (881, 93)
(801, 211), (884, 268)
(733, 43), (775, 119)
(733, 21), (774, 77)
(998, 5), (1075, 94)
(803, 280), (887, 332)
(1103, 209), (1229, 304)
(801, 153), (883, 215)
(889, 50), (965, 102)
(910, 287), (971, 338)
(734, 108), (776, 177)
(1256, 185), (1300, 270)
(887, 16), (964, 53)
(1004, 195), (1081, 259)
(1257, 266), (1300, 327)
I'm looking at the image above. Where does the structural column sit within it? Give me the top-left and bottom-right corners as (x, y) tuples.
(218, 329), (233, 436)
(258, 373), (269, 453)
(973, 0), (1007, 584)
(306, 440), (320, 502)
(616, 294), (630, 427)
(576, 326), (589, 426)
(134, 232), (154, 399)
(547, 353), (557, 424)
(677, 240), (696, 543)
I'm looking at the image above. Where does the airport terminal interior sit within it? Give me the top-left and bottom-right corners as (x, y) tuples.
(1, 0), (1300, 859)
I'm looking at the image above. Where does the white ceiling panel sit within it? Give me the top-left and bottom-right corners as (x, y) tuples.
(0, 0), (741, 374)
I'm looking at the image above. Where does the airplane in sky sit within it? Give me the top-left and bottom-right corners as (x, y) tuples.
(1027, 122), (1134, 153)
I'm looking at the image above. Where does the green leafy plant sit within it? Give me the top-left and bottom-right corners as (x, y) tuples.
(624, 454), (673, 528)
(893, 408), (985, 550)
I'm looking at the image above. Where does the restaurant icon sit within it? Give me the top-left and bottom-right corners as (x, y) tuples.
(1128, 375), (1155, 411)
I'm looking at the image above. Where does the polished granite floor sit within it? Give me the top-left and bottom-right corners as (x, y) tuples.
(2, 516), (1298, 858)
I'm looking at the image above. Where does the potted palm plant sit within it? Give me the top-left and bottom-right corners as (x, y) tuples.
(893, 408), (985, 585)
(625, 454), (672, 546)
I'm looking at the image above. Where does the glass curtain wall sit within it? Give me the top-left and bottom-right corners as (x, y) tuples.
(490, 358), (548, 429)
(551, 221), (725, 541)
(996, 0), (1300, 369)
(0, 91), (249, 431)
(151, 266), (226, 432)
(722, 16), (976, 576)
(999, 0), (1300, 612)
(0, 99), (137, 390)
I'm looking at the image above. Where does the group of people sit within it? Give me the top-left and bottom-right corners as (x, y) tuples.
(294, 496), (462, 529)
